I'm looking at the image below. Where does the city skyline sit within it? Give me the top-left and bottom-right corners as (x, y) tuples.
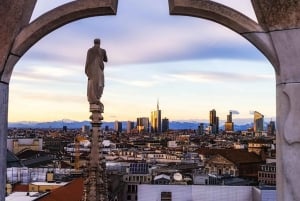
(8, 0), (276, 123)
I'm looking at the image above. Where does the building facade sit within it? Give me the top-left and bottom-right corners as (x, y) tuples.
(127, 121), (135, 134)
(137, 117), (150, 133)
(151, 101), (162, 133)
(114, 121), (122, 133)
(225, 112), (234, 132)
(122, 163), (152, 201)
(258, 163), (276, 186)
(7, 138), (43, 154)
(162, 118), (169, 132)
(209, 109), (219, 134)
(254, 111), (264, 133)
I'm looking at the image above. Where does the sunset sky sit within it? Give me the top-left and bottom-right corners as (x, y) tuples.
(8, 0), (276, 123)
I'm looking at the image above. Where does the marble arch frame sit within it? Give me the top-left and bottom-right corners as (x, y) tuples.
(1, 0), (118, 83)
(1, 0), (300, 200)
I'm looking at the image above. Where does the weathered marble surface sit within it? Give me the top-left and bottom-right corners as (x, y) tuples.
(169, 0), (263, 34)
(252, 0), (300, 31)
(0, 0), (36, 81)
(0, 83), (8, 200)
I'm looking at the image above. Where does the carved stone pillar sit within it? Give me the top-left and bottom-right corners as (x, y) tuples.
(83, 103), (108, 201)
(0, 82), (8, 201)
(251, 1), (300, 200)
(273, 28), (300, 201)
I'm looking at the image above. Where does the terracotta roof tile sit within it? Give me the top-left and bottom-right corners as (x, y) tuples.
(198, 148), (263, 164)
(38, 178), (84, 201)
(13, 184), (29, 192)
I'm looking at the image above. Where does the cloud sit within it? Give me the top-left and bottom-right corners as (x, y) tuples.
(109, 77), (159, 88)
(11, 88), (84, 103)
(23, 0), (264, 68)
(12, 65), (82, 84)
(168, 70), (273, 83)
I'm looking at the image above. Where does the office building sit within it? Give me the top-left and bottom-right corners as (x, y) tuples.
(82, 125), (90, 135)
(254, 111), (264, 132)
(162, 118), (169, 132)
(209, 109), (219, 134)
(225, 112), (234, 132)
(267, 121), (275, 136)
(127, 121), (135, 134)
(151, 101), (162, 133)
(197, 123), (205, 135)
(137, 117), (150, 133)
(114, 121), (122, 133)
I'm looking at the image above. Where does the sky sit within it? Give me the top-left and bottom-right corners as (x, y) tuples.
(8, 0), (276, 124)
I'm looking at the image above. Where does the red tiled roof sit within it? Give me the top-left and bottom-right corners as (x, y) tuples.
(38, 178), (84, 201)
(198, 148), (263, 164)
(13, 184), (29, 192)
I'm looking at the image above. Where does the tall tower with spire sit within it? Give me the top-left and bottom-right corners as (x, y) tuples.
(151, 99), (162, 133)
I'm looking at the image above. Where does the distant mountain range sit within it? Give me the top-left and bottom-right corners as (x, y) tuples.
(8, 119), (257, 131)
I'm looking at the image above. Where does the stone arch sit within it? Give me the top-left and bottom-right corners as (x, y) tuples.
(168, 0), (279, 71)
(2, 1), (300, 200)
(1, 0), (118, 83)
(3, 0), (279, 83)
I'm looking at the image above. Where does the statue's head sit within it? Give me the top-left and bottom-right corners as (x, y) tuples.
(94, 38), (100, 45)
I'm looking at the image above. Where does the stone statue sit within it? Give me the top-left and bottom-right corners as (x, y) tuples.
(85, 38), (108, 105)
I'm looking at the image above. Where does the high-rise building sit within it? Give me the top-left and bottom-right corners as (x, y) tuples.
(197, 123), (205, 135)
(225, 112), (234, 132)
(162, 118), (169, 132)
(267, 120), (276, 136)
(114, 121), (122, 133)
(254, 111), (264, 132)
(82, 125), (90, 135)
(209, 109), (219, 134)
(127, 121), (135, 134)
(62, 126), (67, 132)
(151, 100), (162, 133)
(137, 117), (149, 133)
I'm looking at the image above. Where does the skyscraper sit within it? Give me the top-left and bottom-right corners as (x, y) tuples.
(114, 121), (122, 133)
(127, 121), (135, 134)
(162, 118), (169, 132)
(151, 100), (162, 133)
(197, 123), (205, 135)
(225, 112), (234, 132)
(254, 111), (264, 132)
(267, 120), (276, 136)
(137, 117), (149, 133)
(209, 109), (219, 134)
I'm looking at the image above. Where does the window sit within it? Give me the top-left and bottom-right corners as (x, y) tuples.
(161, 192), (172, 201)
